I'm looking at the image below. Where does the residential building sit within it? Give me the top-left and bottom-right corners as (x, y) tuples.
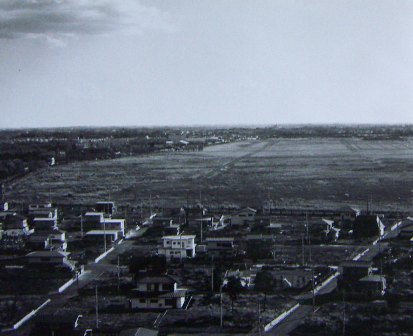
(95, 201), (117, 215)
(340, 260), (373, 282)
(3, 213), (31, 236)
(28, 203), (58, 220)
(157, 235), (196, 261)
(353, 215), (385, 239)
(33, 217), (58, 231)
(84, 230), (120, 244)
(130, 275), (188, 310)
(25, 250), (74, 270)
(103, 218), (126, 237)
(205, 237), (235, 258)
(230, 207), (257, 228)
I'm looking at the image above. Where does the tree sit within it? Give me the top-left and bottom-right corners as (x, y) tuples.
(254, 270), (274, 310)
(225, 276), (243, 313)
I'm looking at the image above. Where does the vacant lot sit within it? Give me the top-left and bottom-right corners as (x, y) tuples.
(6, 137), (413, 211)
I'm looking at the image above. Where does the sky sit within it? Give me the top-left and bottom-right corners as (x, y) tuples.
(0, 0), (412, 128)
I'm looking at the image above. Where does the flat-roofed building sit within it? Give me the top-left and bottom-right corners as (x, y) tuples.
(158, 235), (196, 261)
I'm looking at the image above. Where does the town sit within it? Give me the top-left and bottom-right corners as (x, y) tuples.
(0, 156), (412, 336)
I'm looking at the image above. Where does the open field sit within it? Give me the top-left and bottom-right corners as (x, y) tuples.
(5, 137), (413, 211)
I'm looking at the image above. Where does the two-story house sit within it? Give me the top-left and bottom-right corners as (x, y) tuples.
(157, 235), (196, 261)
(205, 237), (235, 258)
(130, 275), (188, 309)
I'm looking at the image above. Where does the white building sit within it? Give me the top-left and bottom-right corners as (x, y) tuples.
(130, 275), (187, 310)
(85, 229), (120, 243)
(102, 218), (125, 237)
(158, 235), (196, 260)
(230, 207), (257, 228)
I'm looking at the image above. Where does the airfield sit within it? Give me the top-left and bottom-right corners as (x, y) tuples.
(6, 137), (413, 211)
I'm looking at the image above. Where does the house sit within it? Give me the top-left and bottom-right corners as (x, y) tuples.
(340, 260), (373, 282)
(26, 233), (49, 250)
(103, 218), (125, 237)
(308, 219), (340, 242)
(31, 312), (83, 336)
(205, 237), (235, 258)
(3, 213), (31, 236)
(336, 205), (360, 222)
(399, 218), (413, 238)
(353, 215), (385, 239)
(157, 235), (196, 261)
(95, 201), (116, 215)
(119, 328), (158, 336)
(27, 228), (67, 251)
(84, 229), (120, 244)
(33, 217), (58, 231)
(130, 275), (188, 309)
(152, 215), (174, 227)
(82, 212), (126, 237)
(210, 215), (231, 231)
(230, 207), (257, 228)
(28, 203), (58, 220)
(358, 275), (386, 297)
(82, 212), (105, 226)
(25, 250), (74, 270)
(338, 259), (385, 297)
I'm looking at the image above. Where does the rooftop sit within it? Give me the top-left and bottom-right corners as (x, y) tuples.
(136, 275), (176, 285)
(341, 260), (372, 268)
(360, 275), (386, 283)
(205, 237), (234, 242)
(26, 250), (68, 258)
(161, 235), (196, 240)
(85, 229), (119, 235)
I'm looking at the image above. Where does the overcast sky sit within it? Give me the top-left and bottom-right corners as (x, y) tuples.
(0, 0), (412, 128)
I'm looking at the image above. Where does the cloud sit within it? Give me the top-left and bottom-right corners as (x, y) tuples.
(0, 0), (175, 41)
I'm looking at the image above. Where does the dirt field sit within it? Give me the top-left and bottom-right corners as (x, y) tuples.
(5, 137), (413, 211)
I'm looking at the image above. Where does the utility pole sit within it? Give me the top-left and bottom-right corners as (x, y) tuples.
(301, 233), (305, 266)
(211, 255), (215, 292)
(220, 284), (223, 328)
(200, 188), (203, 243)
(103, 218), (107, 253)
(117, 255), (120, 292)
(342, 289), (346, 336)
(95, 285), (99, 329)
(80, 215), (84, 238)
(258, 301), (262, 336)
(312, 267), (316, 311)
(272, 234), (276, 263)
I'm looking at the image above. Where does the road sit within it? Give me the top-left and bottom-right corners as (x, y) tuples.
(4, 229), (146, 335)
(264, 223), (404, 335)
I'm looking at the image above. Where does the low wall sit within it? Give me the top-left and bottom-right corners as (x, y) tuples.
(264, 303), (300, 332)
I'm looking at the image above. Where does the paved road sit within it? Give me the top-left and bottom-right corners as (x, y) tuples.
(4, 229), (145, 335)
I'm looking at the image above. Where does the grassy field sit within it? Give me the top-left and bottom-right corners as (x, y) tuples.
(5, 137), (413, 211)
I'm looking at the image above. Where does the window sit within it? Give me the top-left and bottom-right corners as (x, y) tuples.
(139, 299), (145, 303)
(150, 299), (158, 303)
